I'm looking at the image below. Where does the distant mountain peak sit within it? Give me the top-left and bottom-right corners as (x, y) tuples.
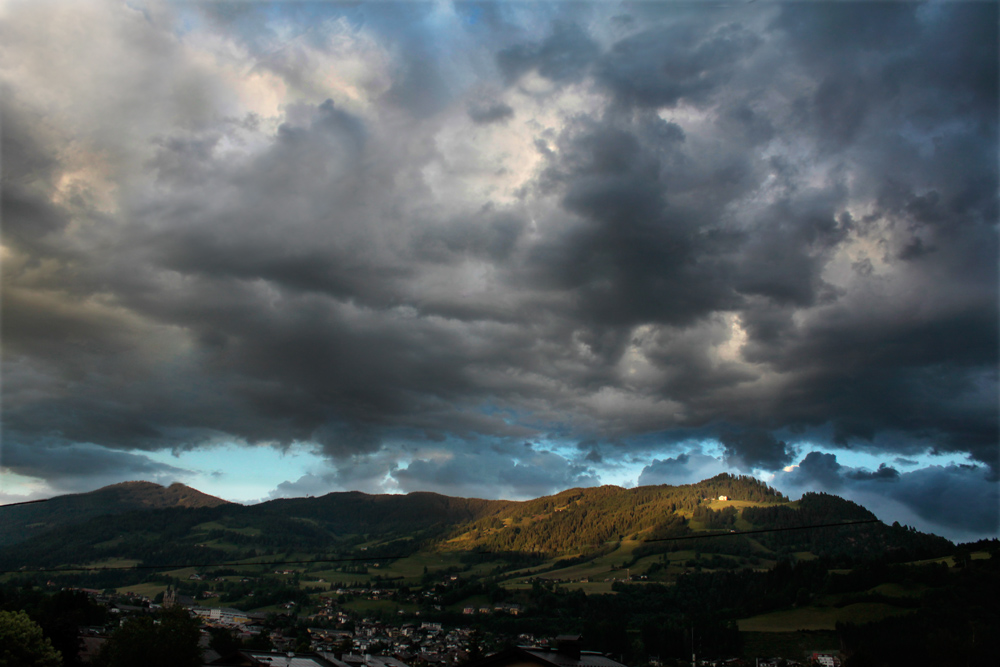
(100, 480), (232, 508)
(0, 480), (232, 548)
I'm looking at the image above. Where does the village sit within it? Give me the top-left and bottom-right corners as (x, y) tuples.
(63, 583), (839, 667)
(71, 584), (537, 666)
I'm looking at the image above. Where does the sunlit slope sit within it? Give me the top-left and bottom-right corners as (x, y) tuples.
(440, 474), (786, 552)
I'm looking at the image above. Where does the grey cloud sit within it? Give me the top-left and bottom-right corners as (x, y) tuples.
(0, 95), (71, 252)
(785, 451), (844, 489)
(0, 442), (190, 492)
(393, 448), (599, 500)
(731, 193), (851, 307)
(771, 2), (919, 61)
(886, 465), (999, 535)
(526, 114), (741, 329)
(720, 430), (794, 472)
(637, 450), (727, 487)
(414, 211), (526, 263)
(384, 52), (452, 118)
(812, 72), (869, 151)
(845, 463), (900, 482)
(497, 21), (599, 84)
(467, 101), (514, 125)
(774, 453), (999, 538)
(596, 21), (761, 108)
(268, 472), (345, 500)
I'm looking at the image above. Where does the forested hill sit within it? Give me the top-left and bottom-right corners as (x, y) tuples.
(0, 474), (953, 571)
(443, 474), (786, 552)
(0, 481), (230, 547)
(250, 490), (507, 534)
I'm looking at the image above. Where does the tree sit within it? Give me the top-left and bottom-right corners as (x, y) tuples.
(0, 610), (62, 667)
(95, 608), (201, 667)
(208, 627), (242, 658)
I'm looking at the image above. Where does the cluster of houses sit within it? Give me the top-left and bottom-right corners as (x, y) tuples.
(61, 585), (840, 667)
(461, 603), (522, 615)
(70, 584), (527, 666)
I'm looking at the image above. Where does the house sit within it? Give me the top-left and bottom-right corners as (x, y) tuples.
(493, 603), (523, 615)
(718, 496), (729, 501)
(809, 652), (841, 667)
(466, 636), (627, 667)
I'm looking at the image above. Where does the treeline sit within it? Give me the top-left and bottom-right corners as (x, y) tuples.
(742, 492), (953, 562)
(460, 550), (997, 666)
(0, 506), (230, 570)
(691, 504), (738, 528)
(837, 555), (1000, 666)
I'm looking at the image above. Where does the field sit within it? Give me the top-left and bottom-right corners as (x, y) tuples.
(341, 598), (420, 615)
(738, 603), (915, 632)
(869, 581), (929, 598)
(504, 540), (640, 584)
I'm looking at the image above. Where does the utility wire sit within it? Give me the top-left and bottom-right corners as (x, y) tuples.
(640, 518), (880, 542)
(1, 519), (881, 575)
(0, 555), (405, 575)
(0, 498), (50, 508)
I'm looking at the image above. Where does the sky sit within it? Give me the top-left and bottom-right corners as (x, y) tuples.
(0, 0), (997, 543)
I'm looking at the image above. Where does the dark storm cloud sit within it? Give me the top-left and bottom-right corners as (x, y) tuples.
(709, 2), (998, 472)
(525, 113), (741, 329)
(414, 210), (525, 263)
(0, 1), (996, 521)
(0, 93), (71, 252)
(784, 451), (844, 490)
(885, 465), (999, 536)
(845, 464), (900, 483)
(719, 430), (794, 472)
(1, 442), (189, 491)
(637, 450), (726, 487)
(595, 20), (761, 108)
(140, 99), (390, 308)
(774, 452), (999, 539)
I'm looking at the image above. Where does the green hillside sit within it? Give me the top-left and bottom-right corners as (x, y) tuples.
(0, 473), (952, 578)
(442, 474), (786, 552)
(0, 481), (231, 547)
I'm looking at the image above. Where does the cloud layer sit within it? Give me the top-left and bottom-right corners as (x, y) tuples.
(771, 451), (999, 542)
(1, 2), (996, 537)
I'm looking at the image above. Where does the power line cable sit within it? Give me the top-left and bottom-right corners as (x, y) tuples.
(0, 498), (50, 508)
(0, 555), (403, 575)
(640, 518), (879, 542)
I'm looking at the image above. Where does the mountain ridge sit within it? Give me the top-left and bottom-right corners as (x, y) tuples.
(0, 480), (230, 547)
(0, 474), (954, 573)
